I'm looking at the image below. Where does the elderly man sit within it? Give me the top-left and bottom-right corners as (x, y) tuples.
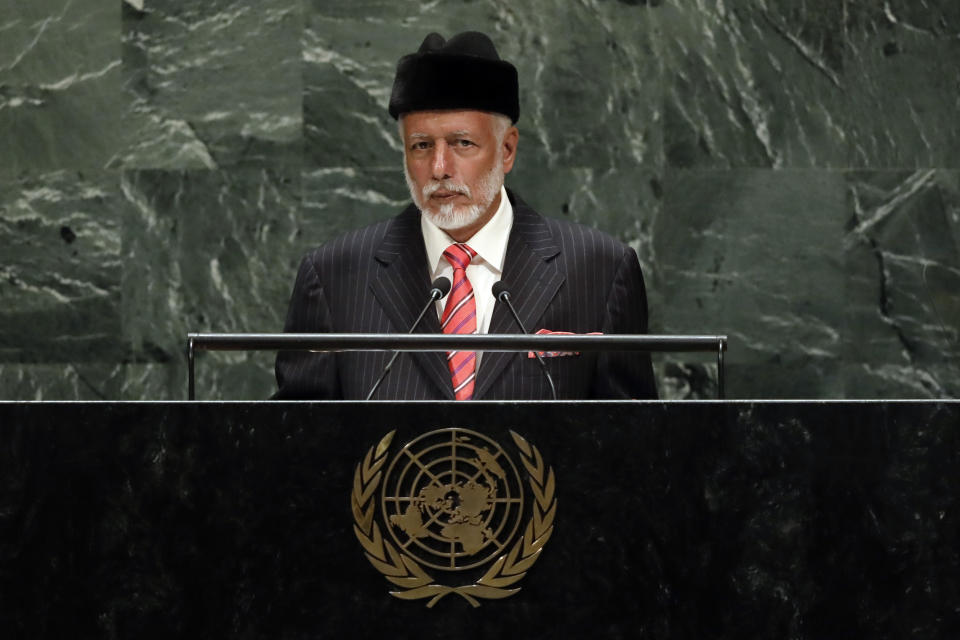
(274, 31), (657, 400)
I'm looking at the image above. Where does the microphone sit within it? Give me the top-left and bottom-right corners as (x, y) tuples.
(365, 277), (451, 400)
(492, 281), (557, 400)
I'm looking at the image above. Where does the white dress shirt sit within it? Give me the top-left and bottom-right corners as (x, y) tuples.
(421, 186), (513, 368)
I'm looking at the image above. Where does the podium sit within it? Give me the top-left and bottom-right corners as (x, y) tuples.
(1, 400), (958, 638)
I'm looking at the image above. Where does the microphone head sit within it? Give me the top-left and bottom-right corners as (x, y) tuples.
(491, 280), (510, 301)
(431, 276), (452, 299)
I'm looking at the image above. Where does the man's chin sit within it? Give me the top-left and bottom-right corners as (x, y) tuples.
(421, 205), (484, 232)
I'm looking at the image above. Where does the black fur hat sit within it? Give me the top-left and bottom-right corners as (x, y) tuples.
(388, 31), (519, 123)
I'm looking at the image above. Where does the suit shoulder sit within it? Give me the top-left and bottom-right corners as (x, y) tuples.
(299, 208), (411, 273)
(542, 215), (635, 264)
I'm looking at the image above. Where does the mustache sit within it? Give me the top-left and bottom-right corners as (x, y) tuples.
(422, 180), (472, 199)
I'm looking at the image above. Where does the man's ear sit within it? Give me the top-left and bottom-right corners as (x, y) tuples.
(501, 126), (519, 174)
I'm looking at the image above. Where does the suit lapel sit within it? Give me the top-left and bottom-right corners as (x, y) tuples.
(370, 206), (454, 400)
(474, 193), (564, 399)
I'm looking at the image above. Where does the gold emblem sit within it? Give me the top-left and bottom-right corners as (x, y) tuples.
(351, 428), (556, 607)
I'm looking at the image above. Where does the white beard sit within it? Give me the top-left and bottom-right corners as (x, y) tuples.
(405, 160), (504, 232)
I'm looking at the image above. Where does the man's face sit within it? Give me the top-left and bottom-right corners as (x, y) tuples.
(401, 110), (517, 240)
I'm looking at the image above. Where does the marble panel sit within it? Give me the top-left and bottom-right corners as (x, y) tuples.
(0, 363), (124, 401)
(655, 169), (847, 398)
(844, 170), (960, 398)
(495, 0), (662, 171)
(0, 170), (123, 364)
(117, 362), (181, 400)
(303, 0), (661, 170)
(192, 352), (277, 400)
(660, 0), (848, 168)
(119, 169), (301, 398)
(508, 166), (660, 267)
(843, 1), (960, 168)
(728, 361), (845, 400)
(298, 167), (408, 248)
(121, 356), (275, 401)
(117, 0), (302, 169)
(656, 358), (719, 400)
(660, 0), (959, 169)
(0, 0), (123, 171)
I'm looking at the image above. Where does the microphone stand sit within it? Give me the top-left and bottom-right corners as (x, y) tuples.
(493, 282), (558, 400)
(365, 278), (450, 400)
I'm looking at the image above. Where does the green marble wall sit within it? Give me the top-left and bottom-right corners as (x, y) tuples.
(1, 0), (957, 400)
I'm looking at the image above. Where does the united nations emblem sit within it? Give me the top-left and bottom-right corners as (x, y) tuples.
(351, 428), (556, 607)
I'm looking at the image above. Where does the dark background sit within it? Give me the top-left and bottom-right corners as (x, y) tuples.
(1, 0), (958, 400)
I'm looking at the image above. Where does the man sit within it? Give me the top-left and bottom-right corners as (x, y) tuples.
(274, 31), (657, 400)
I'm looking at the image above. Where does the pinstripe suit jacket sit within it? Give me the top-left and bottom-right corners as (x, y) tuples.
(274, 190), (657, 400)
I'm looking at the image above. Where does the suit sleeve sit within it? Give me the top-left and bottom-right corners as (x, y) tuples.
(272, 253), (342, 399)
(591, 247), (658, 399)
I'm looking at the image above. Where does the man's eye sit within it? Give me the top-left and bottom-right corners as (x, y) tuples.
(456, 139), (474, 147)
(411, 142), (430, 150)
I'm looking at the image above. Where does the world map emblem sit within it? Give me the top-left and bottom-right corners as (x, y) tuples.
(351, 428), (557, 607)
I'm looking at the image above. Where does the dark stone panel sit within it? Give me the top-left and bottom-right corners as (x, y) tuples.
(303, 0), (661, 170)
(508, 166), (660, 284)
(727, 361), (845, 400)
(0, 0), (123, 171)
(500, 1), (661, 171)
(116, 0), (302, 169)
(119, 169), (301, 397)
(843, 170), (960, 398)
(0, 364), (123, 401)
(121, 356), (275, 401)
(843, 1), (960, 168)
(655, 170), (847, 397)
(302, 60), (399, 169)
(298, 167), (409, 247)
(1, 0), (956, 403)
(189, 353), (277, 401)
(660, 0), (959, 169)
(0, 401), (958, 638)
(655, 357), (719, 400)
(661, 0), (848, 168)
(0, 170), (124, 365)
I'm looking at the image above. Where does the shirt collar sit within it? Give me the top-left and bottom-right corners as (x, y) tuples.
(421, 186), (513, 274)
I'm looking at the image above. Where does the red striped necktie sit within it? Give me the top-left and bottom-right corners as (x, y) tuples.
(441, 243), (478, 400)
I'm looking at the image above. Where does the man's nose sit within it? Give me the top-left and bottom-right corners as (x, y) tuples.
(431, 142), (453, 180)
